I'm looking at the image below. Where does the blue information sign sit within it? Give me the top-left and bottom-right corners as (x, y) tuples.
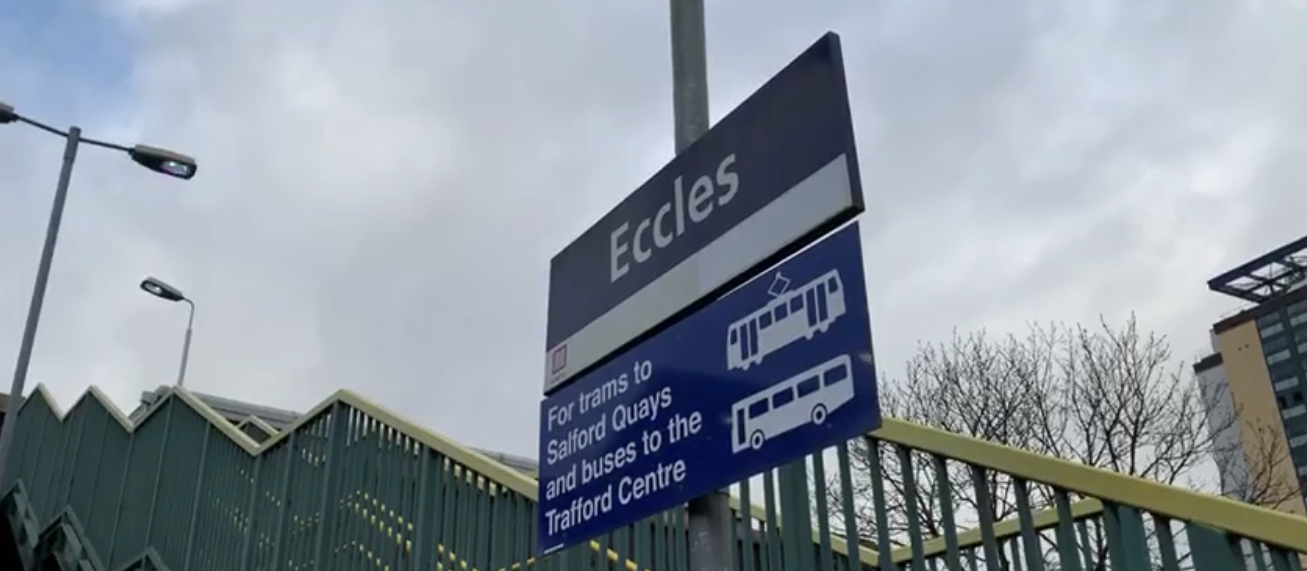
(536, 222), (880, 554)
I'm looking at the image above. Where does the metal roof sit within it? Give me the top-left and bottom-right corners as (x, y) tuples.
(1208, 235), (1307, 304)
(133, 386), (539, 476)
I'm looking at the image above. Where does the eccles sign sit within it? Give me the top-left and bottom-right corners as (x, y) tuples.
(609, 154), (739, 283)
(544, 32), (864, 395)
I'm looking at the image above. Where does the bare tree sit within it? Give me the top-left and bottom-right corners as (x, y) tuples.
(1212, 419), (1301, 509)
(823, 314), (1292, 568)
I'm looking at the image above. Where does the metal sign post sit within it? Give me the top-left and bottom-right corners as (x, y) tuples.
(670, 2), (732, 570)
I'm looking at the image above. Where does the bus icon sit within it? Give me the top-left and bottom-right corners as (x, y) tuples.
(726, 270), (846, 371)
(730, 354), (855, 454)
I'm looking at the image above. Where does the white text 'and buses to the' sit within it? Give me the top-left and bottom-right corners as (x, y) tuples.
(609, 154), (740, 283)
(544, 459), (688, 538)
(545, 409), (703, 502)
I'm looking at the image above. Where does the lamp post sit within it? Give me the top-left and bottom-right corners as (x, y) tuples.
(0, 100), (198, 487)
(140, 277), (195, 388)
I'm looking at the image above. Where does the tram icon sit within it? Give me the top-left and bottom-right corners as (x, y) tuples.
(725, 269), (846, 371)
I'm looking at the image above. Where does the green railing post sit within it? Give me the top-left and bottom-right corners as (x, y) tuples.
(1100, 502), (1127, 570)
(1117, 505), (1151, 569)
(969, 465), (1001, 570)
(1186, 523), (1242, 571)
(182, 423), (211, 570)
(779, 462), (802, 571)
(239, 454), (264, 571)
(56, 398), (88, 510)
(810, 455), (833, 571)
(142, 399), (175, 553)
(39, 403), (72, 517)
(104, 417), (136, 567)
(1013, 479), (1044, 571)
(1153, 516), (1181, 571)
(835, 443), (864, 571)
(896, 445), (926, 570)
(412, 448), (435, 571)
(932, 454), (963, 571)
(864, 437), (895, 571)
(313, 404), (348, 570)
(269, 432), (299, 570)
(1052, 491), (1083, 571)
(1269, 546), (1296, 571)
(82, 405), (111, 525)
(7, 402), (42, 494)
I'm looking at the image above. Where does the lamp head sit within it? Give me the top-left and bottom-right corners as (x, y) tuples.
(0, 101), (16, 124)
(140, 276), (186, 302)
(129, 144), (197, 180)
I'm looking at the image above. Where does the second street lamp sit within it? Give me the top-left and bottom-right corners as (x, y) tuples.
(140, 276), (196, 388)
(0, 99), (199, 487)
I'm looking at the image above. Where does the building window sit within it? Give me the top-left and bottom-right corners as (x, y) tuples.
(1265, 336), (1290, 354)
(1277, 377), (1302, 391)
(1259, 312), (1284, 328)
(1268, 349), (1292, 365)
(1262, 322), (1287, 338)
(1272, 360), (1302, 380)
(1299, 465), (1307, 477)
(1292, 313), (1307, 327)
(1290, 299), (1307, 316)
(1285, 404), (1307, 419)
(1291, 433), (1307, 448)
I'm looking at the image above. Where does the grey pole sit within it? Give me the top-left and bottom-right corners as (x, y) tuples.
(177, 299), (195, 388)
(671, 0), (710, 150)
(0, 126), (82, 486)
(670, 1), (733, 571)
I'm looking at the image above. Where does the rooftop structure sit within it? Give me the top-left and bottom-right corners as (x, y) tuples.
(1208, 235), (1307, 304)
(131, 385), (540, 476)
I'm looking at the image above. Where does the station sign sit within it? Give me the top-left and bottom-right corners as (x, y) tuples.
(544, 32), (863, 394)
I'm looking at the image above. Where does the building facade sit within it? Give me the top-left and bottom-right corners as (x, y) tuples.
(1198, 236), (1307, 518)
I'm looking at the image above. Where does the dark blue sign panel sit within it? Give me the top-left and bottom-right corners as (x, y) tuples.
(544, 32), (864, 393)
(537, 223), (879, 554)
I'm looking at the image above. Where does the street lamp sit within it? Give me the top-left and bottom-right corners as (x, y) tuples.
(0, 99), (199, 487)
(140, 276), (195, 388)
(0, 103), (197, 180)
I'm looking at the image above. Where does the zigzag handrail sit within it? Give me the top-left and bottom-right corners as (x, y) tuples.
(9, 385), (659, 570)
(22, 385), (1093, 568)
(13, 384), (1307, 569)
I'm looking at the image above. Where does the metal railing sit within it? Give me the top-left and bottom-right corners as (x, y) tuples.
(4, 384), (1306, 571)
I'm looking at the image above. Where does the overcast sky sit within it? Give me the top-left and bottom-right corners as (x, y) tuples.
(0, 0), (1303, 459)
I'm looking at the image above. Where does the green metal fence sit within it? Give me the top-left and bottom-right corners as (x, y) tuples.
(5, 384), (1307, 571)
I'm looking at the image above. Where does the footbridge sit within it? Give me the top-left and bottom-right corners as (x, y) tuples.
(2, 384), (1306, 571)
